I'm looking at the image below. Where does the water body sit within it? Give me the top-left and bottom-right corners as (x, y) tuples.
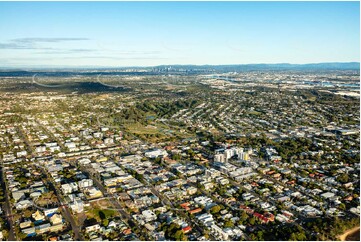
(303, 81), (360, 88)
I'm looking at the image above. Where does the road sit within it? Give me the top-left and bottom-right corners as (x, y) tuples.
(0, 164), (16, 241)
(50, 182), (83, 241)
(69, 132), (209, 237)
(77, 165), (150, 240)
(34, 164), (83, 240)
(16, 126), (32, 153)
(152, 184), (212, 240)
(35, 119), (66, 151)
(228, 160), (320, 235)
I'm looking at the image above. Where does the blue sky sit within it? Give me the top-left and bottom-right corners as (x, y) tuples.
(0, 1), (359, 67)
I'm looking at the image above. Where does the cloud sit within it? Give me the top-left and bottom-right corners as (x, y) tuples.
(0, 43), (54, 50)
(114, 50), (162, 55)
(34, 49), (97, 54)
(13, 37), (90, 43)
(0, 37), (89, 50)
(63, 56), (167, 60)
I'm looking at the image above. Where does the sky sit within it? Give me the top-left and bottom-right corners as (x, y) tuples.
(0, 1), (359, 67)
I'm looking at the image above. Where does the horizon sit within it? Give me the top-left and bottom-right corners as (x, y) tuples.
(0, 1), (360, 67)
(0, 61), (360, 70)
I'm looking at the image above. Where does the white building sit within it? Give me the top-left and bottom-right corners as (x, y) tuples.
(70, 198), (84, 213)
(142, 210), (157, 222)
(16, 150), (27, 157)
(144, 149), (168, 158)
(78, 179), (93, 189)
(61, 183), (78, 194)
(35, 145), (46, 153)
(214, 154), (226, 163)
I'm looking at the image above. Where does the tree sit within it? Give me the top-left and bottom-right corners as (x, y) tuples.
(249, 233), (257, 240)
(210, 205), (221, 214)
(339, 203), (346, 211)
(249, 217), (256, 225)
(18, 232), (28, 240)
(295, 232), (307, 241)
(174, 230), (185, 241)
(224, 220), (234, 228)
(336, 173), (349, 183)
(289, 232), (298, 241)
(102, 219), (109, 227)
(240, 210), (248, 222)
(23, 209), (33, 218)
(257, 230), (264, 240)
(99, 210), (106, 220)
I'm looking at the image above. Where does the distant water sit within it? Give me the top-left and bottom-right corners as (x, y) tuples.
(346, 229), (360, 241)
(303, 81), (360, 88)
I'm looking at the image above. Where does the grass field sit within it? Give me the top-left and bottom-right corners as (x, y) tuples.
(86, 199), (118, 222)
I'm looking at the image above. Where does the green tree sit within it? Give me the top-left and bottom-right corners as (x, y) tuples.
(102, 219), (109, 227)
(249, 217), (256, 225)
(23, 209), (33, 218)
(257, 230), (264, 240)
(174, 230), (185, 241)
(210, 205), (221, 214)
(224, 220), (234, 228)
(339, 203), (346, 210)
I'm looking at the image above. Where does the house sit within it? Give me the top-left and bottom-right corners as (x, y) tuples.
(35, 223), (51, 234)
(15, 200), (32, 210)
(180, 202), (190, 210)
(203, 182), (214, 190)
(104, 138), (114, 145)
(197, 213), (214, 225)
(70, 198), (84, 213)
(64, 142), (76, 149)
(144, 149), (168, 158)
(12, 190), (26, 202)
(35, 145), (46, 153)
(275, 214), (289, 223)
(50, 214), (63, 225)
(182, 226), (192, 234)
(277, 196), (290, 202)
(30, 192), (42, 199)
(78, 179), (93, 189)
(186, 186), (198, 195)
(343, 182), (353, 189)
(49, 146), (61, 152)
(20, 221), (32, 229)
(144, 223), (155, 231)
(16, 150), (27, 157)
(321, 192), (335, 199)
(22, 227), (36, 237)
(211, 224), (229, 240)
(44, 208), (59, 217)
(189, 208), (202, 215)
(142, 210), (157, 222)
(85, 224), (101, 233)
(61, 183), (78, 194)
(107, 221), (118, 229)
(32, 210), (45, 222)
(215, 177), (229, 185)
(205, 168), (221, 178)
(49, 224), (63, 232)
(84, 187), (103, 199)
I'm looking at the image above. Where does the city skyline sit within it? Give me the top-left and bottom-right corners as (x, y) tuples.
(0, 1), (360, 67)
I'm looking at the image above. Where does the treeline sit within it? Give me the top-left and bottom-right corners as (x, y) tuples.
(304, 216), (360, 240)
(249, 216), (360, 241)
(135, 99), (199, 118)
